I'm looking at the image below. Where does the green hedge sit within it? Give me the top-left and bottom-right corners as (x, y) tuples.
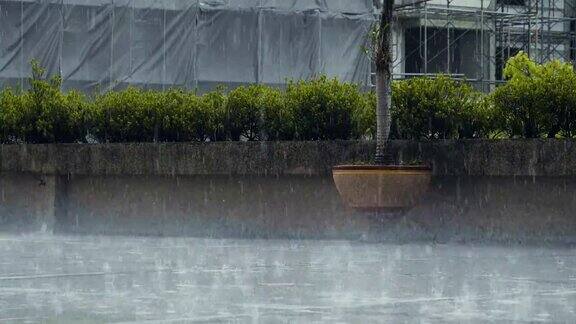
(91, 88), (216, 143)
(0, 71), (375, 143)
(391, 76), (490, 139)
(288, 77), (371, 140)
(0, 61), (87, 143)
(1, 54), (575, 143)
(491, 52), (576, 138)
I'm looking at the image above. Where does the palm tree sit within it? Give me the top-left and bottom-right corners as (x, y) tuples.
(374, 0), (394, 165)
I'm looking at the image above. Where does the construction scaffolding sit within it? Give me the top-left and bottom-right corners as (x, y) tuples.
(385, 0), (576, 91)
(0, 0), (375, 93)
(1, 0), (575, 92)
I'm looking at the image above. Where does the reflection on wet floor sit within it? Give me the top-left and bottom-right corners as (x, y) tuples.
(0, 234), (575, 322)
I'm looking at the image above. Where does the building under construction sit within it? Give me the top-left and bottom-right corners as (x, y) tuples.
(391, 0), (576, 91)
(0, 0), (574, 92)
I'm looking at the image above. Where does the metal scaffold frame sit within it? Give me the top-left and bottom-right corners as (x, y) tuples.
(373, 0), (576, 91)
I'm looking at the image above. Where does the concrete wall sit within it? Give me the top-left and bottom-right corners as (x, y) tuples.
(1, 140), (576, 244)
(60, 175), (576, 244)
(2, 172), (576, 244)
(0, 173), (58, 232)
(2, 140), (576, 176)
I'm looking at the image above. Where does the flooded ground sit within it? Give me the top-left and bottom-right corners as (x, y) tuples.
(0, 234), (575, 323)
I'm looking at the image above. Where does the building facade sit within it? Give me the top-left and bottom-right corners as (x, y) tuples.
(391, 0), (576, 90)
(0, 0), (374, 92)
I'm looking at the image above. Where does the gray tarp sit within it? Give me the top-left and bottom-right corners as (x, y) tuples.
(0, 0), (373, 92)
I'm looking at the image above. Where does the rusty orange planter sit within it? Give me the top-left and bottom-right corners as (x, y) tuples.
(332, 165), (432, 211)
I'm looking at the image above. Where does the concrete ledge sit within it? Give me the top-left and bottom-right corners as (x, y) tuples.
(1, 139), (576, 176)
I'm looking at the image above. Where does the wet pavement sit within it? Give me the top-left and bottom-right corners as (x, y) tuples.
(0, 234), (575, 323)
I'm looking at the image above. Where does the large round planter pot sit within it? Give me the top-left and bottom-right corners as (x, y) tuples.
(332, 165), (432, 211)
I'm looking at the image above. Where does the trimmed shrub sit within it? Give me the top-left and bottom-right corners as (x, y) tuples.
(202, 87), (227, 141)
(92, 87), (160, 142)
(491, 52), (576, 138)
(0, 61), (86, 143)
(352, 91), (376, 139)
(391, 76), (488, 139)
(0, 87), (25, 143)
(160, 89), (211, 142)
(286, 76), (363, 140)
(261, 87), (294, 141)
(92, 88), (217, 143)
(225, 85), (259, 141)
(9, 59), (576, 143)
(460, 96), (500, 139)
(224, 84), (294, 141)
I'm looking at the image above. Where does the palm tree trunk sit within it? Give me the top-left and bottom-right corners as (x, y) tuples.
(374, 0), (394, 165)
